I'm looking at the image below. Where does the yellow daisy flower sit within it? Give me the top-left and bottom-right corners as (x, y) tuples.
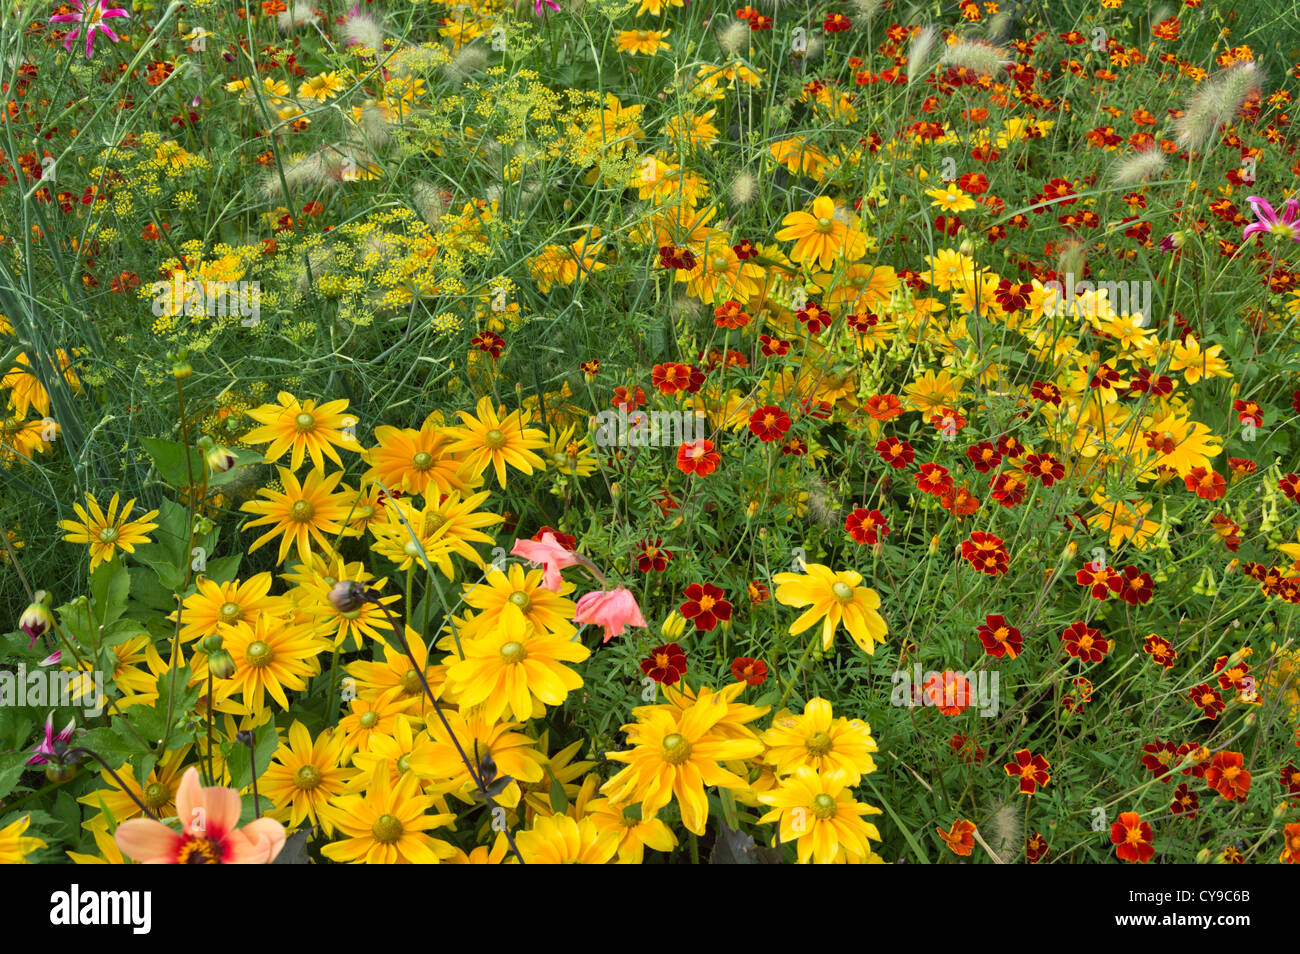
(443, 396), (547, 488)
(260, 722), (355, 834)
(771, 564), (889, 654)
(243, 391), (358, 472)
(320, 769), (457, 864)
(59, 492), (159, 570)
(240, 466), (353, 565)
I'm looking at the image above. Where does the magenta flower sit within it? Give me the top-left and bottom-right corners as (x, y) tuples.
(510, 532), (579, 592)
(27, 712), (75, 766)
(1241, 195), (1300, 243)
(532, 0), (561, 15)
(48, 0), (129, 59)
(573, 587), (647, 643)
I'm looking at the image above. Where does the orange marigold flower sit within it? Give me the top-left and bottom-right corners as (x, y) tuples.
(1111, 811), (1155, 863)
(936, 819), (976, 856)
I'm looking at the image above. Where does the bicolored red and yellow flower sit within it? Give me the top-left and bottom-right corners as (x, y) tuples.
(1111, 811), (1155, 863)
(1004, 749), (1050, 795)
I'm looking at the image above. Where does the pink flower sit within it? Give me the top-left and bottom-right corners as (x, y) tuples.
(510, 532), (579, 592)
(26, 712), (75, 766)
(114, 767), (287, 864)
(48, 0), (129, 59)
(573, 587), (647, 643)
(532, 0), (561, 14)
(1242, 196), (1300, 243)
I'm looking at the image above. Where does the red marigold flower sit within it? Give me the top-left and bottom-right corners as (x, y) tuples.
(1024, 452), (1064, 487)
(936, 819), (976, 856)
(1286, 824), (1300, 864)
(1141, 741), (1179, 781)
(930, 408), (967, 438)
(1075, 560), (1122, 599)
(989, 472), (1027, 507)
(1061, 675), (1094, 714)
(1225, 457), (1255, 480)
(1025, 832), (1050, 863)
(533, 525), (576, 551)
(1204, 750), (1251, 801)
(730, 656), (768, 686)
(1030, 380), (1062, 405)
(1116, 565), (1154, 605)
(965, 441), (1002, 473)
(758, 334), (790, 357)
(680, 583), (731, 631)
(1280, 763), (1300, 794)
(995, 279), (1033, 313)
(961, 531), (1009, 576)
(856, 393), (900, 423)
(713, 299), (750, 329)
(651, 362), (693, 395)
(1061, 620), (1109, 663)
(747, 580), (769, 604)
(997, 434), (1027, 459)
(823, 11), (851, 33)
(1232, 398), (1263, 427)
(876, 437), (915, 468)
(845, 507), (889, 545)
(1004, 749), (1051, 795)
(471, 330), (505, 357)
(796, 301), (832, 334)
(916, 462), (953, 495)
(1170, 783), (1199, 817)
(635, 538), (673, 573)
(749, 405), (792, 442)
(1212, 653), (1251, 692)
(611, 385), (646, 412)
(922, 671), (974, 715)
(1188, 683), (1225, 720)
(1142, 633), (1177, 669)
(1185, 466), (1226, 500)
(1176, 743), (1212, 778)
(676, 439), (720, 476)
(1111, 812), (1155, 863)
(1279, 473), (1300, 503)
(939, 483), (980, 517)
(1210, 513), (1243, 552)
(977, 614), (1022, 659)
(949, 733), (986, 763)
(640, 642), (687, 686)
(580, 359), (600, 378)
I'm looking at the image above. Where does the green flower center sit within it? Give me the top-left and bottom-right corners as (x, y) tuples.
(411, 451), (434, 471)
(359, 711), (379, 728)
(508, 591), (532, 613)
(396, 754), (411, 774)
(422, 513), (446, 535)
(290, 500), (314, 522)
(294, 765), (322, 791)
(294, 412), (316, 433)
(500, 640), (527, 663)
(812, 793), (837, 820)
(143, 782), (170, 810)
(98, 526), (120, 543)
(219, 601), (242, 622)
(246, 640), (273, 668)
(711, 255), (729, 272)
(484, 428), (506, 449)
(371, 813), (403, 844)
(806, 731), (834, 756)
(816, 216), (833, 230)
(401, 668), (422, 693)
(661, 733), (692, 765)
(831, 582), (854, 602)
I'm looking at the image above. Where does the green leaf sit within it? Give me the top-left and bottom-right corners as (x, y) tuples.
(201, 553), (242, 585)
(225, 720), (280, 793)
(548, 774), (568, 814)
(0, 756), (28, 800)
(141, 436), (204, 489)
(90, 559), (130, 628)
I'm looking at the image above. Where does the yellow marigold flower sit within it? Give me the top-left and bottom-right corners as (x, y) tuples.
(298, 70), (347, 101)
(756, 767), (883, 864)
(59, 492), (159, 570)
(775, 196), (866, 270)
(771, 564), (889, 654)
(1136, 408), (1223, 479)
(220, 611), (329, 714)
(1169, 334), (1233, 384)
(368, 490), (503, 579)
(615, 28), (671, 55)
(243, 391), (358, 472)
(516, 814), (620, 864)
(601, 695), (763, 836)
(443, 610), (590, 723)
(444, 395), (547, 488)
(320, 769), (457, 864)
(925, 183), (977, 212)
(362, 421), (477, 497)
(241, 466), (353, 565)
(175, 572), (285, 643)
(761, 698), (878, 783)
(923, 248), (981, 292)
(260, 722), (355, 834)
(0, 814), (45, 863)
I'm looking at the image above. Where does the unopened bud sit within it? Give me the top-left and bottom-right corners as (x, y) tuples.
(201, 633), (224, 653)
(198, 436), (237, 473)
(328, 580), (369, 613)
(19, 592), (53, 647)
(1196, 847), (1211, 864)
(45, 762), (76, 783)
(207, 649), (237, 679)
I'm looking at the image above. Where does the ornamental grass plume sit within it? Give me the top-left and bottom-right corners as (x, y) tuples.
(1173, 61), (1263, 152)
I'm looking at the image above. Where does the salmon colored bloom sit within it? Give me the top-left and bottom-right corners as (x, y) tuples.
(510, 532), (580, 592)
(574, 587), (648, 643)
(115, 768), (287, 864)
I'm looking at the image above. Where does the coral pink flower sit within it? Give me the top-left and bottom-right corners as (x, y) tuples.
(510, 532), (579, 592)
(114, 768), (287, 864)
(48, 0), (129, 59)
(573, 587), (647, 643)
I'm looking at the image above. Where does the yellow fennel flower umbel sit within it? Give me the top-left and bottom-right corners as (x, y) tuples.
(771, 563), (888, 653)
(59, 492), (159, 570)
(443, 396), (546, 488)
